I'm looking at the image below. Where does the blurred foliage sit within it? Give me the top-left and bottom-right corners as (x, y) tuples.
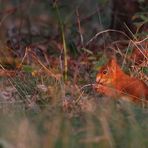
(141, 67), (148, 75)
(0, 0), (111, 44)
(0, 0), (147, 148)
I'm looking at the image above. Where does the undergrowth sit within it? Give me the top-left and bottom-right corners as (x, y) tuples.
(0, 0), (147, 148)
(0, 58), (148, 148)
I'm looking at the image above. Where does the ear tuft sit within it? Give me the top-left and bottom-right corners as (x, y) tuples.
(110, 58), (117, 65)
(108, 58), (117, 66)
(108, 58), (118, 72)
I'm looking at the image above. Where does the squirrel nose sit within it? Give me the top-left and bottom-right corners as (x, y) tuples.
(96, 75), (101, 83)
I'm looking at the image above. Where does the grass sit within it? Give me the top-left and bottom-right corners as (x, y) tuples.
(0, 34), (147, 148)
(0, 66), (147, 148)
(0, 1), (147, 148)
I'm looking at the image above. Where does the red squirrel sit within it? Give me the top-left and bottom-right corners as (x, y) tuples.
(94, 58), (148, 105)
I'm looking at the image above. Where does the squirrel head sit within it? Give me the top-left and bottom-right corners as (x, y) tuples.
(96, 58), (121, 85)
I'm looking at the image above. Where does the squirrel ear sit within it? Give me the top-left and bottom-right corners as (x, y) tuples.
(110, 58), (117, 64)
(108, 58), (117, 66)
(109, 58), (118, 71)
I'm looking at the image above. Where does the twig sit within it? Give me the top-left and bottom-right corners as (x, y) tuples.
(76, 8), (84, 47)
(86, 29), (131, 46)
(80, 84), (94, 91)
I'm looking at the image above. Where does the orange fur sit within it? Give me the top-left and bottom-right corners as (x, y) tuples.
(94, 59), (148, 104)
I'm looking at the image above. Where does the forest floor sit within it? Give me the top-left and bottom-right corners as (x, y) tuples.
(0, 1), (148, 147)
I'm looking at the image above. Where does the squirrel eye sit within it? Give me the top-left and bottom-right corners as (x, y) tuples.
(102, 70), (107, 74)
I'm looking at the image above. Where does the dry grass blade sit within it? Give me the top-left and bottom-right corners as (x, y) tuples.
(0, 64), (17, 77)
(21, 47), (62, 80)
(86, 29), (131, 46)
